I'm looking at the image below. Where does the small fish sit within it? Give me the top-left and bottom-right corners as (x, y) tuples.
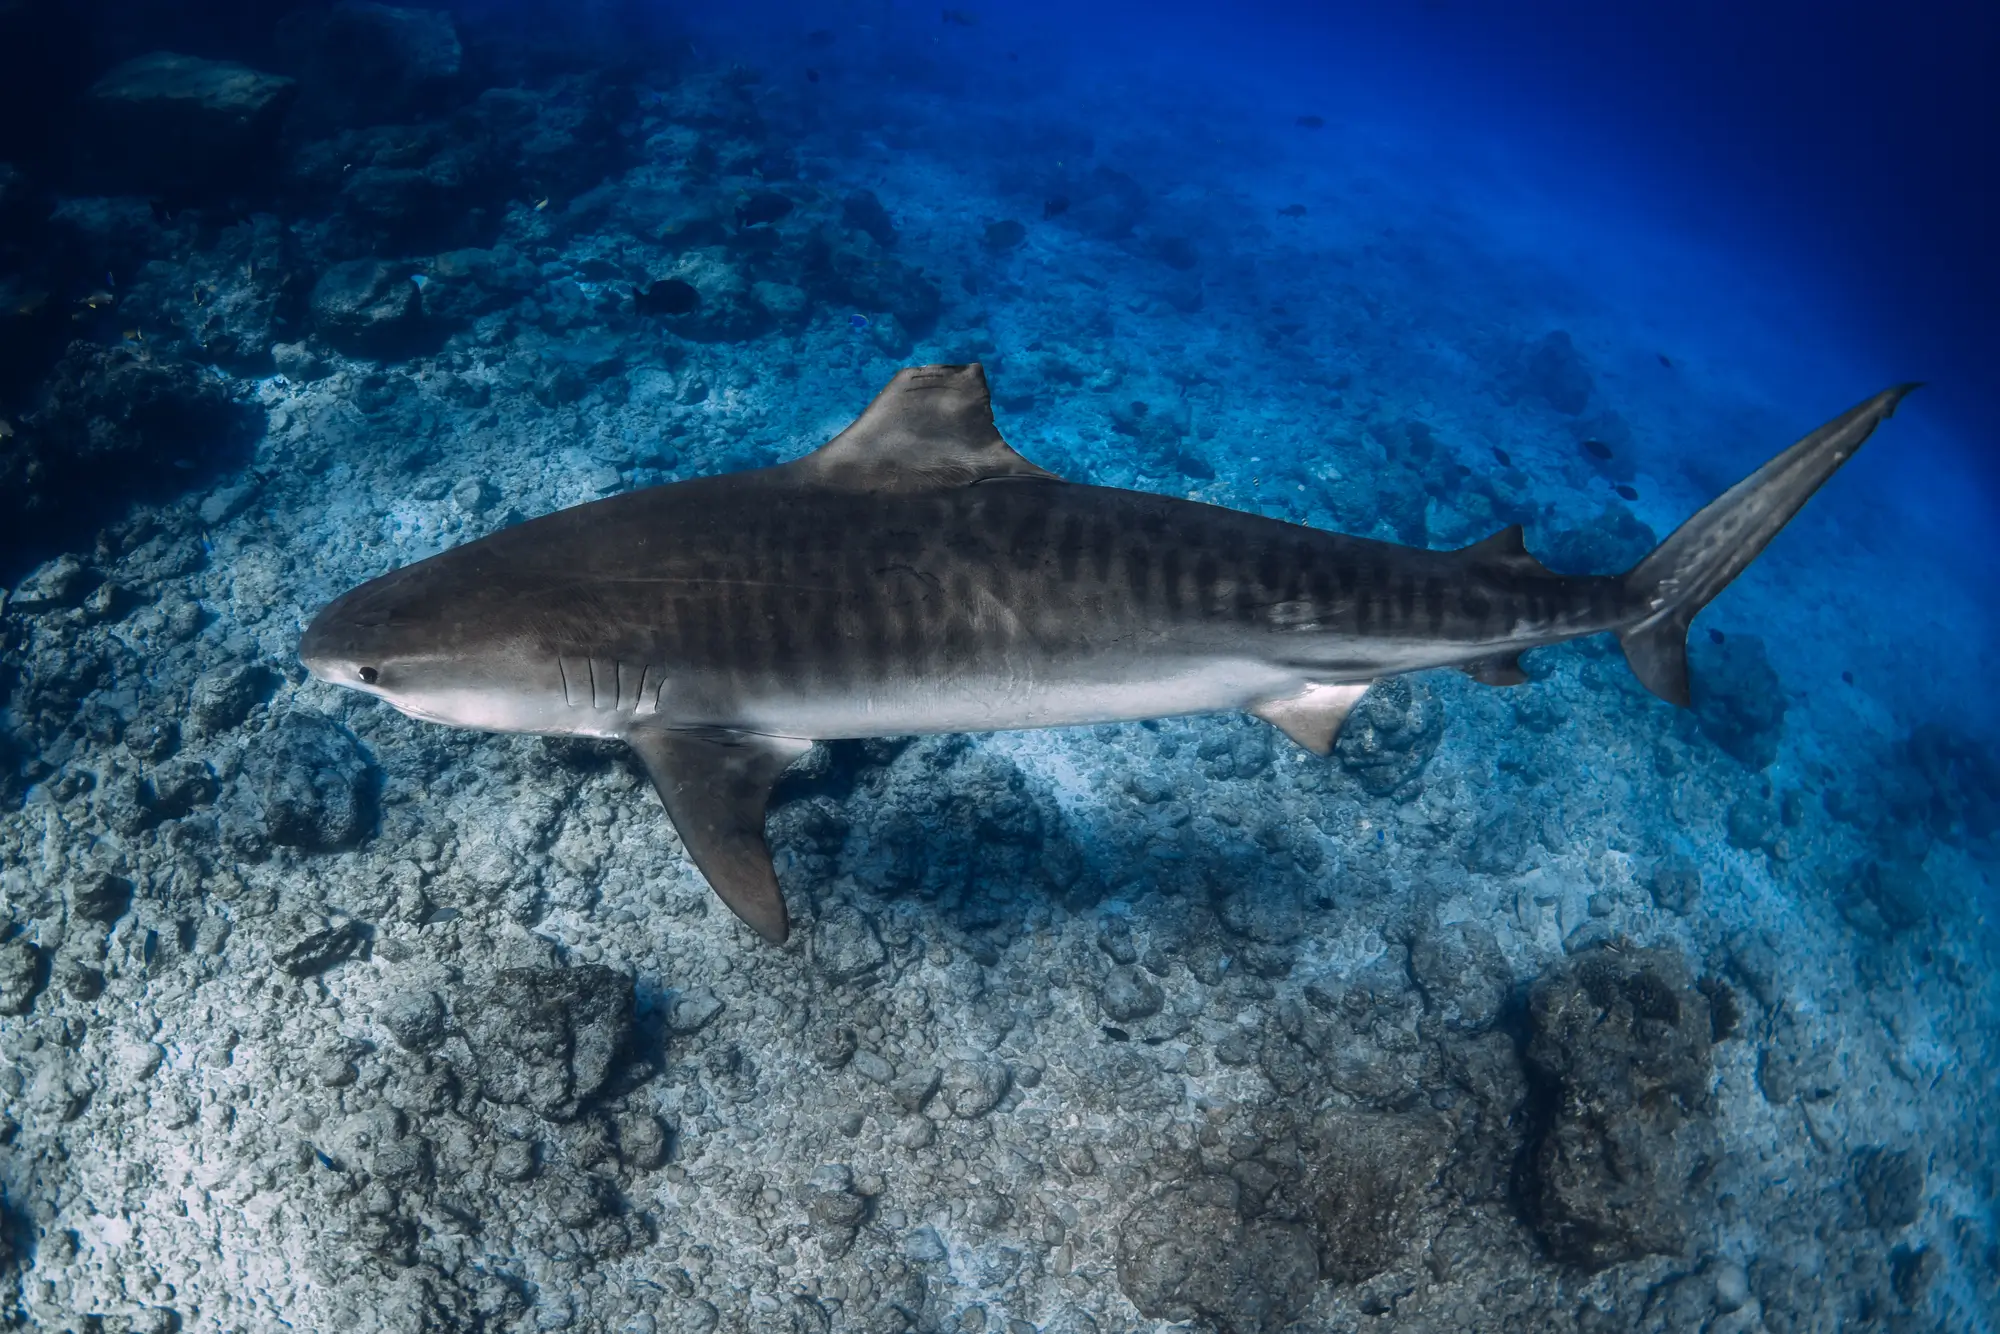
(1657, 352), (1674, 369)
(942, 8), (978, 25)
(1042, 196), (1069, 219)
(848, 313), (870, 330)
(534, 198), (550, 211)
(1295, 114), (1326, 129)
(192, 286), (207, 306)
(982, 219), (1027, 250)
(122, 328), (143, 343)
(1491, 446), (1511, 466)
(1278, 204), (1307, 218)
(1708, 628), (1726, 644)
(737, 192), (795, 227)
(80, 290), (116, 310)
(14, 291), (48, 315)
(1615, 483), (1639, 501)
(0, 419), (13, 440)
(1842, 669), (1855, 684)
(1583, 438), (1613, 460)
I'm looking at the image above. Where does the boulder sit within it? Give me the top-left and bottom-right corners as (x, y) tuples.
(80, 52), (295, 196)
(1523, 947), (1716, 1268)
(278, 2), (462, 130)
(310, 259), (424, 357)
(238, 712), (375, 850)
(463, 965), (634, 1120)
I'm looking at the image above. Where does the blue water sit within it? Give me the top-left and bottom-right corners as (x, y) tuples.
(2, 1), (1997, 1329)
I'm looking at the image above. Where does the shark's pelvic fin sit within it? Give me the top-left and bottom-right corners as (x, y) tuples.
(1460, 653), (1529, 687)
(1618, 383), (1919, 708)
(1250, 682), (1373, 755)
(791, 363), (1060, 492)
(628, 728), (813, 944)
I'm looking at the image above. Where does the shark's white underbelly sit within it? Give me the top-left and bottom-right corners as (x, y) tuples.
(727, 655), (1306, 740)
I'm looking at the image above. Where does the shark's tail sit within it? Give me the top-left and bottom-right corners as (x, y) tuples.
(1618, 384), (1919, 707)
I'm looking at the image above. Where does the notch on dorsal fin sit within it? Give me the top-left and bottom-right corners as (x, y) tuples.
(1458, 524), (1553, 576)
(1250, 682), (1373, 756)
(1460, 653), (1529, 687)
(628, 727), (813, 944)
(789, 363), (1060, 492)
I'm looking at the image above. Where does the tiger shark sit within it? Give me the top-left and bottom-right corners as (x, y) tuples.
(300, 365), (1914, 943)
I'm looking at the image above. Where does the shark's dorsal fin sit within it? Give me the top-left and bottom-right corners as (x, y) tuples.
(790, 363), (1059, 492)
(1250, 682), (1373, 756)
(1458, 524), (1553, 576)
(628, 728), (813, 944)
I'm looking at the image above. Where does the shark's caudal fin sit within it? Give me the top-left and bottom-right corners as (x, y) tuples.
(1618, 384), (1919, 707)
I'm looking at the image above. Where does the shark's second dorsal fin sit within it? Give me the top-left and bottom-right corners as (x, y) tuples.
(1459, 524), (1552, 576)
(790, 363), (1059, 492)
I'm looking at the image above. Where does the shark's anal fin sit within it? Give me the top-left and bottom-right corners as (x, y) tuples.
(627, 728), (813, 944)
(1250, 682), (1373, 756)
(1460, 653), (1529, 687)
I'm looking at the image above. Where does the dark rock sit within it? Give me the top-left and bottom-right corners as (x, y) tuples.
(1462, 809), (1532, 875)
(1889, 1244), (1938, 1305)
(239, 712), (375, 850)
(0, 937), (43, 1015)
(1725, 794), (1781, 852)
(1756, 1014), (1835, 1103)
(811, 903), (886, 982)
(271, 913), (366, 976)
(665, 986), (722, 1035)
(278, 1), (462, 131)
(1117, 1180), (1320, 1333)
(811, 1023), (858, 1069)
(841, 190), (898, 247)
(80, 52), (296, 196)
(8, 554), (98, 611)
(310, 260), (424, 357)
(941, 1058), (1010, 1118)
(1692, 634), (1786, 770)
(72, 871), (134, 924)
(2, 343), (251, 560)
(803, 1163), (869, 1231)
(615, 1112), (669, 1170)
(1409, 921), (1511, 1031)
(1335, 678), (1443, 797)
(188, 663), (273, 735)
(143, 758), (217, 820)
(1304, 1110), (1453, 1283)
(1523, 947), (1715, 1269)
(1840, 860), (1931, 937)
(379, 989), (446, 1050)
(1151, 235), (1199, 271)
(1099, 966), (1163, 1022)
(1647, 857), (1702, 915)
(1851, 1146), (1924, 1230)
(1524, 330), (1593, 416)
(1096, 914), (1138, 964)
(64, 965), (106, 1001)
(465, 965), (634, 1120)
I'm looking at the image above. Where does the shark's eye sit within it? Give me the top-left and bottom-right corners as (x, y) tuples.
(358, 666), (380, 685)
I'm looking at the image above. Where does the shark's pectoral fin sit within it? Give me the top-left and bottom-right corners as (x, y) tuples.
(790, 363), (1061, 492)
(1250, 682), (1373, 756)
(1460, 653), (1529, 686)
(627, 728), (813, 944)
